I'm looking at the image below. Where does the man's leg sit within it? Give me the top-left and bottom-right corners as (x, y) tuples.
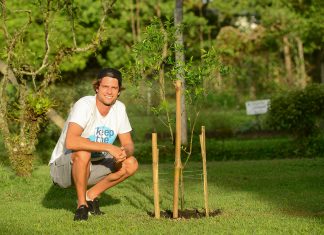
(87, 156), (138, 200)
(71, 151), (91, 208)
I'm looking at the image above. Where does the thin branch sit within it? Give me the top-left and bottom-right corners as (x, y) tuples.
(37, 0), (51, 74)
(130, 0), (137, 43)
(20, 0), (116, 80)
(40, 0), (117, 89)
(0, 60), (18, 85)
(4, 9), (32, 93)
(6, 9), (32, 62)
(0, 74), (9, 134)
(182, 110), (200, 168)
(135, 0), (141, 41)
(1, 0), (10, 39)
(21, 0), (52, 80)
(155, 115), (172, 129)
(0, 0), (10, 140)
(69, 0), (113, 52)
(66, 0), (77, 48)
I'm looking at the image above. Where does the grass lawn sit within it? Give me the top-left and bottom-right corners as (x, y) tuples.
(0, 158), (323, 234)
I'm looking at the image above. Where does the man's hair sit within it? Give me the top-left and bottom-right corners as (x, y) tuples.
(93, 68), (123, 93)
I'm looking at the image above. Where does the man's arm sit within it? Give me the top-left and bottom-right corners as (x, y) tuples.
(65, 122), (125, 158)
(118, 132), (134, 157)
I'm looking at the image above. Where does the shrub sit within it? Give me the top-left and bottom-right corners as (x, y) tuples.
(134, 137), (300, 163)
(267, 84), (324, 138)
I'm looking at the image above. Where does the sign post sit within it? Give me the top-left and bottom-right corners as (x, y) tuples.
(245, 99), (270, 130)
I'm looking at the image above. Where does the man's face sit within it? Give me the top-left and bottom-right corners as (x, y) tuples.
(96, 76), (119, 106)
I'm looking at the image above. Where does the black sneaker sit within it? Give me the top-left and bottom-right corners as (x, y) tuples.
(87, 198), (105, 215)
(74, 205), (89, 221)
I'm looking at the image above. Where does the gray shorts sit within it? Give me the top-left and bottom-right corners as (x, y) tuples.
(50, 153), (116, 188)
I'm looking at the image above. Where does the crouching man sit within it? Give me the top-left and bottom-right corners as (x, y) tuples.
(49, 68), (138, 221)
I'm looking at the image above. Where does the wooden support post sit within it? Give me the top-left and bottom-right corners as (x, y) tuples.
(200, 126), (209, 217)
(173, 80), (182, 219)
(152, 133), (160, 219)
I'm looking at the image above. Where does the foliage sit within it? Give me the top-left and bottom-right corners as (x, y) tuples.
(101, 0), (324, 104)
(0, 0), (107, 71)
(208, 0), (324, 98)
(27, 94), (52, 117)
(1, 0), (324, 175)
(96, 0), (174, 68)
(134, 137), (306, 163)
(125, 17), (224, 138)
(0, 0), (114, 176)
(128, 17), (176, 84)
(267, 84), (324, 138)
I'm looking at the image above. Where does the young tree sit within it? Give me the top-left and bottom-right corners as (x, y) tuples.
(125, 17), (223, 212)
(0, 0), (116, 176)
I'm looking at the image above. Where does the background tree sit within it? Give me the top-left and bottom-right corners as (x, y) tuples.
(0, 0), (115, 176)
(125, 15), (223, 209)
(1, 0), (323, 175)
(202, 0), (324, 104)
(174, 0), (188, 146)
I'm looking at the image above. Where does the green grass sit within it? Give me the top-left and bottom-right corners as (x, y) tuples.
(0, 158), (323, 234)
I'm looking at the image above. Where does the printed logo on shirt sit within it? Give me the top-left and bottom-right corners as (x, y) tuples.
(89, 126), (116, 144)
(88, 126), (116, 158)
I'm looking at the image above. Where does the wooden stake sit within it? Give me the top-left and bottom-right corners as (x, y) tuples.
(173, 80), (182, 219)
(200, 126), (209, 217)
(152, 133), (160, 219)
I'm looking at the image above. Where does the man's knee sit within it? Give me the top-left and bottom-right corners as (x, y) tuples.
(71, 151), (91, 165)
(124, 156), (138, 177)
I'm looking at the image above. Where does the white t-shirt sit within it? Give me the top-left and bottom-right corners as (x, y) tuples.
(49, 96), (132, 164)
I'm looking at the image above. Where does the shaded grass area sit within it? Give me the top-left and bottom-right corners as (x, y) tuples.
(0, 158), (323, 234)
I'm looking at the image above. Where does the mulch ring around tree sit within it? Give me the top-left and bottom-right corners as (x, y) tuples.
(148, 209), (221, 219)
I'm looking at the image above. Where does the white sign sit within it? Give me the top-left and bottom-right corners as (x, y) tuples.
(245, 99), (270, 115)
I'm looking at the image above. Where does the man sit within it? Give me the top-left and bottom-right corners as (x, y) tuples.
(49, 68), (138, 221)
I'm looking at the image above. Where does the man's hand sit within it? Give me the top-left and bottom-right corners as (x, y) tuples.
(65, 123), (131, 164)
(108, 145), (127, 163)
(118, 132), (134, 157)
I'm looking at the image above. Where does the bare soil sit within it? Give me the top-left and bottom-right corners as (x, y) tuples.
(148, 209), (221, 219)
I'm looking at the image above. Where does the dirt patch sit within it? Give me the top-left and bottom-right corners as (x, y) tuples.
(148, 209), (221, 219)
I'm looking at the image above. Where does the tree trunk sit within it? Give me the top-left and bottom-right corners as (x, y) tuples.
(0, 60), (65, 129)
(321, 62), (324, 84)
(156, 1), (174, 142)
(1, 1), (114, 177)
(198, 3), (204, 57)
(0, 60), (18, 85)
(135, 0), (141, 41)
(174, 0), (188, 146)
(213, 70), (222, 91)
(4, 108), (40, 177)
(296, 37), (307, 88)
(173, 80), (182, 218)
(147, 86), (151, 115)
(0, 62), (50, 177)
(157, 0), (167, 103)
(8, 148), (34, 177)
(47, 108), (65, 129)
(130, 0), (137, 43)
(283, 36), (293, 85)
(320, 51), (324, 84)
